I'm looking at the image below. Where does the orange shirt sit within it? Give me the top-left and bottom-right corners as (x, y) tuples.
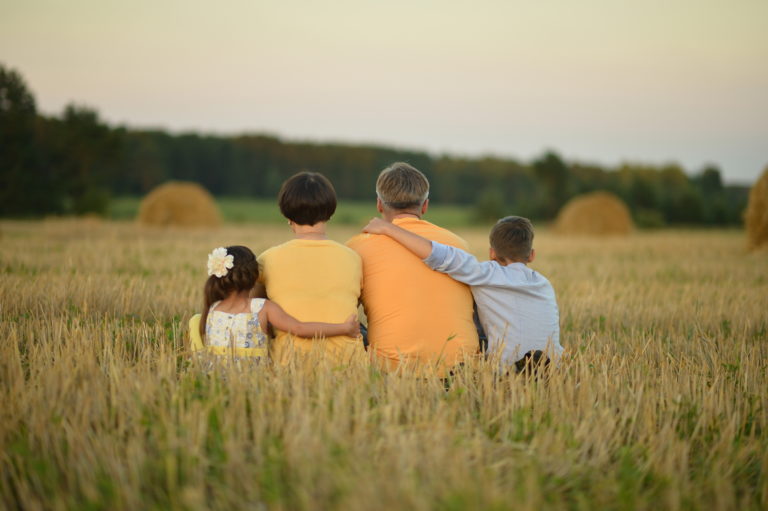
(258, 239), (364, 365)
(346, 218), (478, 373)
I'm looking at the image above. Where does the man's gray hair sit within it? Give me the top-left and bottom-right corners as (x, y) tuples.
(375, 162), (430, 210)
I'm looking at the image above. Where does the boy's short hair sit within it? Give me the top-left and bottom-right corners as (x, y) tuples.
(278, 172), (337, 226)
(490, 216), (534, 262)
(376, 162), (429, 210)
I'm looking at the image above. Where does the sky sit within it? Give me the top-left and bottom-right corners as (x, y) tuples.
(2, 0), (767, 184)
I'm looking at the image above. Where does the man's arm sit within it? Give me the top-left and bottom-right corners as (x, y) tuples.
(362, 218), (500, 286)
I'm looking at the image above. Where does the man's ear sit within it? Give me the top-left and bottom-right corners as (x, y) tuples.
(528, 248), (536, 263)
(376, 197), (384, 214)
(421, 199), (429, 215)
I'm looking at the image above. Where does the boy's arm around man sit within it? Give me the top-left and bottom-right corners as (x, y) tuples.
(425, 241), (518, 287)
(363, 217), (526, 288)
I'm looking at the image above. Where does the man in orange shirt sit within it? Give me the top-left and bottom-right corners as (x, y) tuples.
(347, 163), (479, 373)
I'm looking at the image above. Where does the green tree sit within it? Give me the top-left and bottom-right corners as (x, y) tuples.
(696, 165), (723, 196)
(47, 104), (118, 214)
(473, 187), (505, 222)
(694, 165), (727, 224)
(532, 151), (573, 218)
(0, 63), (63, 215)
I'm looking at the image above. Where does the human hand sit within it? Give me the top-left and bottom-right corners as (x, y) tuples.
(362, 217), (390, 235)
(343, 314), (361, 338)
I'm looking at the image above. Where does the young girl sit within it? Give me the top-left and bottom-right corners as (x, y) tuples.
(199, 245), (359, 363)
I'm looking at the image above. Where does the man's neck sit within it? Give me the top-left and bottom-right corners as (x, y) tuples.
(384, 210), (421, 222)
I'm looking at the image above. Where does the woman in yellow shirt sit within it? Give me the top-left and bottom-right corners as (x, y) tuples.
(258, 172), (364, 365)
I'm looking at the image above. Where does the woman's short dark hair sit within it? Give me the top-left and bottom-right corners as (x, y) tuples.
(278, 172), (337, 226)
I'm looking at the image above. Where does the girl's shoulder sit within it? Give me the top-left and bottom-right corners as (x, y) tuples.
(250, 298), (267, 314)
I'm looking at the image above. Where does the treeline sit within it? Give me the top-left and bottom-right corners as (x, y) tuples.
(0, 63), (750, 225)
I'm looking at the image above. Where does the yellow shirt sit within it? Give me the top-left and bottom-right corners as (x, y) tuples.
(346, 218), (479, 373)
(258, 239), (363, 365)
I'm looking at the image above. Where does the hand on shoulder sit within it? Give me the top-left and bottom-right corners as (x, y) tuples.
(362, 217), (390, 235)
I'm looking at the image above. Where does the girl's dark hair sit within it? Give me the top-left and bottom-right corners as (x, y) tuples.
(199, 245), (259, 339)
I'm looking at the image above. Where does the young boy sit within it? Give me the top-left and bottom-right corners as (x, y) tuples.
(362, 216), (562, 370)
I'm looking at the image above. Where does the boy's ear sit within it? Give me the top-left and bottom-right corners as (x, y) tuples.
(528, 248), (536, 263)
(421, 199), (429, 215)
(489, 247), (498, 262)
(376, 197), (384, 214)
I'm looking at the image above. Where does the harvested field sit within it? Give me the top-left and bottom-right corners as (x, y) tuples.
(1, 219), (766, 510)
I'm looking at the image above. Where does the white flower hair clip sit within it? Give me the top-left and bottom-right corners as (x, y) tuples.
(207, 247), (234, 278)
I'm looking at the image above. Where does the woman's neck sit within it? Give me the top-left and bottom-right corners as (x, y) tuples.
(291, 221), (328, 240)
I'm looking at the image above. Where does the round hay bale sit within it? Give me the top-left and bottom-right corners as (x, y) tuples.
(138, 181), (222, 227)
(745, 167), (768, 250)
(554, 191), (634, 236)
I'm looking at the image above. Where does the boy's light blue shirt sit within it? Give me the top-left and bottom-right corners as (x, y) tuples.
(424, 241), (562, 365)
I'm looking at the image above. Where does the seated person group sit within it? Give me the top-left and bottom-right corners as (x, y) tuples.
(190, 163), (563, 373)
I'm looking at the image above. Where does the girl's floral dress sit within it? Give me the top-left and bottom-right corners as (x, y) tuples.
(204, 298), (268, 366)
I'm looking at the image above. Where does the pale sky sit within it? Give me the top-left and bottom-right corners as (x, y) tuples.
(2, 0), (767, 184)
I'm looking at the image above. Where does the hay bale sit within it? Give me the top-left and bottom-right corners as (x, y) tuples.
(138, 181), (221, 227)
(554, 191), (634, 236)
(745, 167), (768, 250)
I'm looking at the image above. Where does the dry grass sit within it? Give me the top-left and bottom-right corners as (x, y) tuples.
(1, 219), (767, 510)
